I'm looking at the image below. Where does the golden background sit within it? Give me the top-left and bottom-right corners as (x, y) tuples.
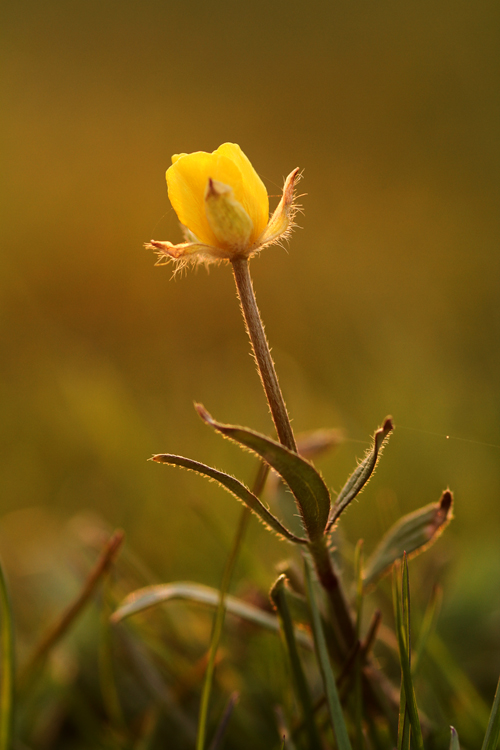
(2, 0), (500, 676)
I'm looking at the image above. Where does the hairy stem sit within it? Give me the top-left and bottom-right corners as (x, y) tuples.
(232, 259), (355, 649)
(308, 537), (356, 655)
(231, 257), (297, 453)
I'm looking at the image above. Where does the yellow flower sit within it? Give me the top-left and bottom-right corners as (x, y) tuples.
(146, 143), (300, 269)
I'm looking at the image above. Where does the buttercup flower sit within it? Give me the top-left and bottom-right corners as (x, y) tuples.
(146, 143), (300, 269)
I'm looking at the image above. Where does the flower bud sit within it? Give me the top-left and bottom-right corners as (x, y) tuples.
(204, 178), (253, 252)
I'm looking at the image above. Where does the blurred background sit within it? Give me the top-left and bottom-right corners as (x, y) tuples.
(2, 0), (499, 689)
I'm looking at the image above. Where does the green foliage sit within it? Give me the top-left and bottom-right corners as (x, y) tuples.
(152, 453), (307, 545)
(449, 727), (460, 750)
(481, 677), (500, 750)
(363, 491), (453, 590)
(196, 405), (331, 542)
(303, 556), (352, 750)
(327, 417), (393, 532)
(393, 556), (424, 750)
(270, 574), (322, 750)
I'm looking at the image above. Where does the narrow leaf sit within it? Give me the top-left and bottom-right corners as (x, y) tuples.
(0, 561), (14, 750)
(196, 405), (331, 541)
(450, 726), (460, 750)
(112, 581), (313, 650)
(392, 558), (424, 750)
(481, 675), (500, 750)
(397, 681), (409, 750)
(152, 454), (307, 544)
(364, 490), (453, 589)
(270, 575), (322, 750)
(303, 557), (353, 750)
(327, 417), (393, 531)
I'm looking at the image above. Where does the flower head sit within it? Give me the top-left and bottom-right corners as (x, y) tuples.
(146, 143), (300, 270)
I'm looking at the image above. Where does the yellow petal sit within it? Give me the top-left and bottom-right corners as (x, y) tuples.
(216, 143), (269, 241)
(166, 144), (269, 249)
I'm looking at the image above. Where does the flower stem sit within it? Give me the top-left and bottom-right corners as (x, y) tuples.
(231, 257), (297, 453)
(308, 537), (356, 655)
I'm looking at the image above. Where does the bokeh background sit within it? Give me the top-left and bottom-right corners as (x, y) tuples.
(2, 0), (500, 688)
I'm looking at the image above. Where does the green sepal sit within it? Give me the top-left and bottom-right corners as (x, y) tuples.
(152, 453), (307, 545)
(196, 405), (331, 541)
(363, 490), (453, 590)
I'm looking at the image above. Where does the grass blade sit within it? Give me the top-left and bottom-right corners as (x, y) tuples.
(481, 675), (500, 750)
(0, 560), (14, 750)
(392, 557), (424, 750)
(196, 404), (331, 541)
(303, 556), (353, 750)
(397, 684), (410, 750)
(450, 726), (460, 750)
(152, 453), (307, 544)
(270, 575), (322, 750)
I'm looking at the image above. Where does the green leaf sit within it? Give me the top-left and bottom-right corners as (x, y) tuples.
(196, 405), (331, 541)
(450, 726), (460, 750)
(0, 559), (14, 750)
(397, 681), (410, 750)
(270, 575), (322, 750)
(303, 557), (353, 750)
(152, 453), (307, 545)
(328, 417), (393, 531)
(363, 489), (453, 589)
(111, 581), (313, 650)
(392, 557), (424, 750)
(481, 675), (500, 750)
